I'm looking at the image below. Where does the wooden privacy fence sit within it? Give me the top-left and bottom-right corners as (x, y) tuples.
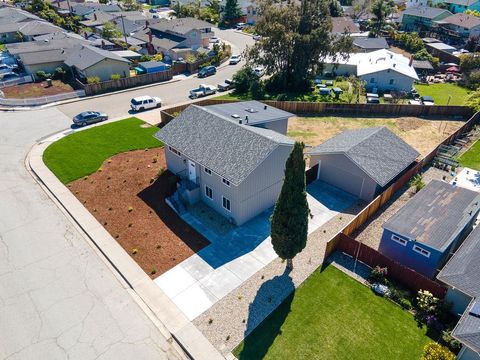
(78, 69), (173, 96)
(336, 233), (447, 298)
(159, 98), (474, 124)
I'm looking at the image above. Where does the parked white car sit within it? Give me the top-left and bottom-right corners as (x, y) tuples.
(229, 54), (242, 65)
(190, 84), (217, 98)
(130, 95), (162, 112)
(254, 66), (265, 77)
(209, 37), (220, 44)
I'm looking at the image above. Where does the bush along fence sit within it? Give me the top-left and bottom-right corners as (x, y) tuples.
(159, 98), (474, 124)
(76, 69), (173, 96)
(322, 110), (480, 297)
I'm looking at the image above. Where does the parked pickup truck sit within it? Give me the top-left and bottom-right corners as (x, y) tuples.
(217, 79), (234, 92)
(190, 84), (217, 98)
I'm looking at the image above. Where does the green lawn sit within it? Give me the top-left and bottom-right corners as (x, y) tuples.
(234, 266), (433, 360)
(43, 118), (162, 184)
(458, 139), (480, 170)
(415, 83), (470, 105)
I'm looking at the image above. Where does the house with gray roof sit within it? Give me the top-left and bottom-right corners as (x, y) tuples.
(64, 45), (130, 81)
(380, 180), (480, 278)
(154, 102), (295, 226)
(353, 37), (389, 52)
(401, 6), (453, 31)
(433, 0), (480, 14)
(308, 127), (419, 202)
(437, 225), (480, 360)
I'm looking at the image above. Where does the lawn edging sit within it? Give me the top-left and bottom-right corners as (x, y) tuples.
(27, 138), (225, 360)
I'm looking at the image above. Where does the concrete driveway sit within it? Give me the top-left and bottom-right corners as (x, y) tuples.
(154, 181), (356, 320)
(0, 109), (182, 360)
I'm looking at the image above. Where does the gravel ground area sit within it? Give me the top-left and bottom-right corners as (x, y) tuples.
(193, 201), (365, 355)
(353, 165), (456, 250)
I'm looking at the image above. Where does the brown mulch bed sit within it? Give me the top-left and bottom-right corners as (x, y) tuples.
(68, 148), (209, 278)
(1, 80), (74, 99)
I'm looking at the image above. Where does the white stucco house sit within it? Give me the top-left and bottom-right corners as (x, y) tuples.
(323, 49), (420, 92)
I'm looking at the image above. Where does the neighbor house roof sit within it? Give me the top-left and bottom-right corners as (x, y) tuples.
(0, 6), (40, 25)
(6, 38), (85, 55)
(18, 20), (62, 36)
(308, 127), (420, 187)
(132, 27), (185, 50)
(440, 13), (480, 29)
(383, 180), (480, 251)
(204, 101), (294, 126)
(71, 3), (121, 16)
(443, 0), (479, 5)
(353, 37), (389, 50)
(412, 59), (434, 70)
(64, 45), (129, 70)
(402, 6), (453, 19)
(154, 105), (294, 186)
(18, 48), (70, 65)
(331, 16), (360, 33)
(437, 226), (480, 353)
(149, 17), (212, 35)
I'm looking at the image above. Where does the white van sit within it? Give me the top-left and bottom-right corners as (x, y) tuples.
(130, 96), (162, 112)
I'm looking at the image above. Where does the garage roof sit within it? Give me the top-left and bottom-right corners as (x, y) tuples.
(308, 127), (419, 187)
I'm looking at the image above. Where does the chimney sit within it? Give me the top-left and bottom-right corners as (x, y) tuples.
(84, 31), (88, 39)
(101, 40), (105, 49)
(409, 56), (413, 67)
(238, 119), (243, 124)
(264, 105), (267, 110)
(148, 31), (153, 44)
(393, 63), (396, 68)
(93, 12), (97, 21)
(145, 20), (149, 29)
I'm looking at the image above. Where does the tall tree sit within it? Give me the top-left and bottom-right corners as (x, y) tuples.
(328, 0), (343, 17)
(248, 0), (352, 92)
(223, 0), (241, 25)
(271, 142), (309, 270)
(370, 0), (394, 36)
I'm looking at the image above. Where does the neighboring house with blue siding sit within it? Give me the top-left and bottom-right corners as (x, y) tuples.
(379, 180), (480, 278)
(401, 6), (453, 31)
(437, 225), (480, 360)
(433, 0), (480, 14)
(155, 101), (294, 226)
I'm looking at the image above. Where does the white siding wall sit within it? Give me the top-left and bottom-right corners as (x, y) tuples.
(360, 69), (415, 92)
(83, 58), (130, 81)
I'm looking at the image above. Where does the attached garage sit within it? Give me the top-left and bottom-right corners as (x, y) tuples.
(308, 127), (420, 202)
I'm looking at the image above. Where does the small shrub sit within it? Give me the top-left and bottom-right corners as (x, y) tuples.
(152, 157), (158, 163)
(441, 330), (462, 352)
(103, 221), (107, 225)
(132, 248), (138, 255)
(157, 167), (166, 177)
(98, 168), (103, 172)
(226, 335), (230, 341)
(369, 266), (388, 284)
(108, 207), (113, 211)
(421, 342), (455, 360)
(110, 73), (121, 80)
(128, 206), (133, 212)
(150, 267), (157, 275)
(128, 223), (133, 228)
(399, 298), (412, 310)
(156, 245), (161, 249)
(83, 176), (88, 180)
(409, 174), (426, 193)
(208, 318), (213, 324)
(87, 76), (101, 84)
(242, 319), (246, 323)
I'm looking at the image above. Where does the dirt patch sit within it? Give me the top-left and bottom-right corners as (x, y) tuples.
(68, 148), (209, 278)
(288, 116), (465, 157)
(1, 80), (74, 99)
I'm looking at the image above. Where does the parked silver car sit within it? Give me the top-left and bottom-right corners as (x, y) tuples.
(72, 111), (108, 126)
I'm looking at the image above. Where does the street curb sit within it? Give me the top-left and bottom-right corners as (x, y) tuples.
(26, 141), (225, 360)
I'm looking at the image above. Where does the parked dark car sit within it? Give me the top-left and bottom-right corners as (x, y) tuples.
(198, 65), (216, 78)
(73, 111), (108, 126)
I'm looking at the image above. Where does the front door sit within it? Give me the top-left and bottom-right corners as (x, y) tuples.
(188, 160), (196, 182)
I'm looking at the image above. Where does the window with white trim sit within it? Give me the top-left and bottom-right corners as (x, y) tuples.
(204, 167), (212, 175)
(168, 146), (181, 156)
(222, 178), (230, 186)
(391, 234), (407, 246)
(413, 245), (430, 258)
(205, 186), (213, 199)
(222, 196), (231, 211)
(389, 79), (395, 85)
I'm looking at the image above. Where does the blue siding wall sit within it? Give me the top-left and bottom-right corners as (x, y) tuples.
(378, 229), (443, 278)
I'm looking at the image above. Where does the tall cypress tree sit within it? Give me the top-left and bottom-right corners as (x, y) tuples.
(271, 142), (309, 270)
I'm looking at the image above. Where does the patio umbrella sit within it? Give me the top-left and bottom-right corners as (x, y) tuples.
(446, 66), (459, 72)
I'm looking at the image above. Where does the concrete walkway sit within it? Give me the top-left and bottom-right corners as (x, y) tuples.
(155, 181), (357, 321)
(0, 108), (185, 360)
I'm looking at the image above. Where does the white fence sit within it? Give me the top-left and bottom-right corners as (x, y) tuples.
(0, 90), (86, 107)
(0, 75), (33, 89)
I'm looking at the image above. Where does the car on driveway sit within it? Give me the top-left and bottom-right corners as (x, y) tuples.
(209, 37), (220, 44)
(190, 84), (217, 98)
(217, 79), (234, 91)
(73, 111), (108, 126)
(198, 65), (216, 78)
(366, 97), (380, 104)
(421, 96), (434, 105)
(253, 34), (262, 41)
(0, 72), (19, 81)
(229, 54), (241, 65)
(254, 66), (265, 77)
(130, 95), (162, 112)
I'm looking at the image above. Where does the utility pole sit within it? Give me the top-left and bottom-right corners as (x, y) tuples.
(119, 14), (128, 49)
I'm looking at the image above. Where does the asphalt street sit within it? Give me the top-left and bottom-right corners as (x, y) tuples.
(58, 29), (254, 119)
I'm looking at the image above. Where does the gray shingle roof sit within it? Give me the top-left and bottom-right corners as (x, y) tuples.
(353, 37), (389, 50)
(64, 45), (129, 70)
(308, 127), (419, 187)
(402, 6), (452, 19)
(154, 105), (294, 186)
(18, 48), (70, 65)
(132, 28), (184, 50)
(149, 17), (212, 35)
(19, 20), (62, 36)
(383, 180), (480, 251)
(204, 101), (294, 126)
(437, 226), (480, 353)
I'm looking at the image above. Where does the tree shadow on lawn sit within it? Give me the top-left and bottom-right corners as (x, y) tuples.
(236, 268), (295, 360)
(137, 171), (210, 253)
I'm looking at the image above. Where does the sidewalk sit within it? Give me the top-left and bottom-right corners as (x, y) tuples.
(27, 139), (225, 360)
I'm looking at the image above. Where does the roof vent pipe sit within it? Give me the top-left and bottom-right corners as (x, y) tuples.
(238, 119), (243, 124)
(264, 105), (267, 110)
(245, 115), (249, 124)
